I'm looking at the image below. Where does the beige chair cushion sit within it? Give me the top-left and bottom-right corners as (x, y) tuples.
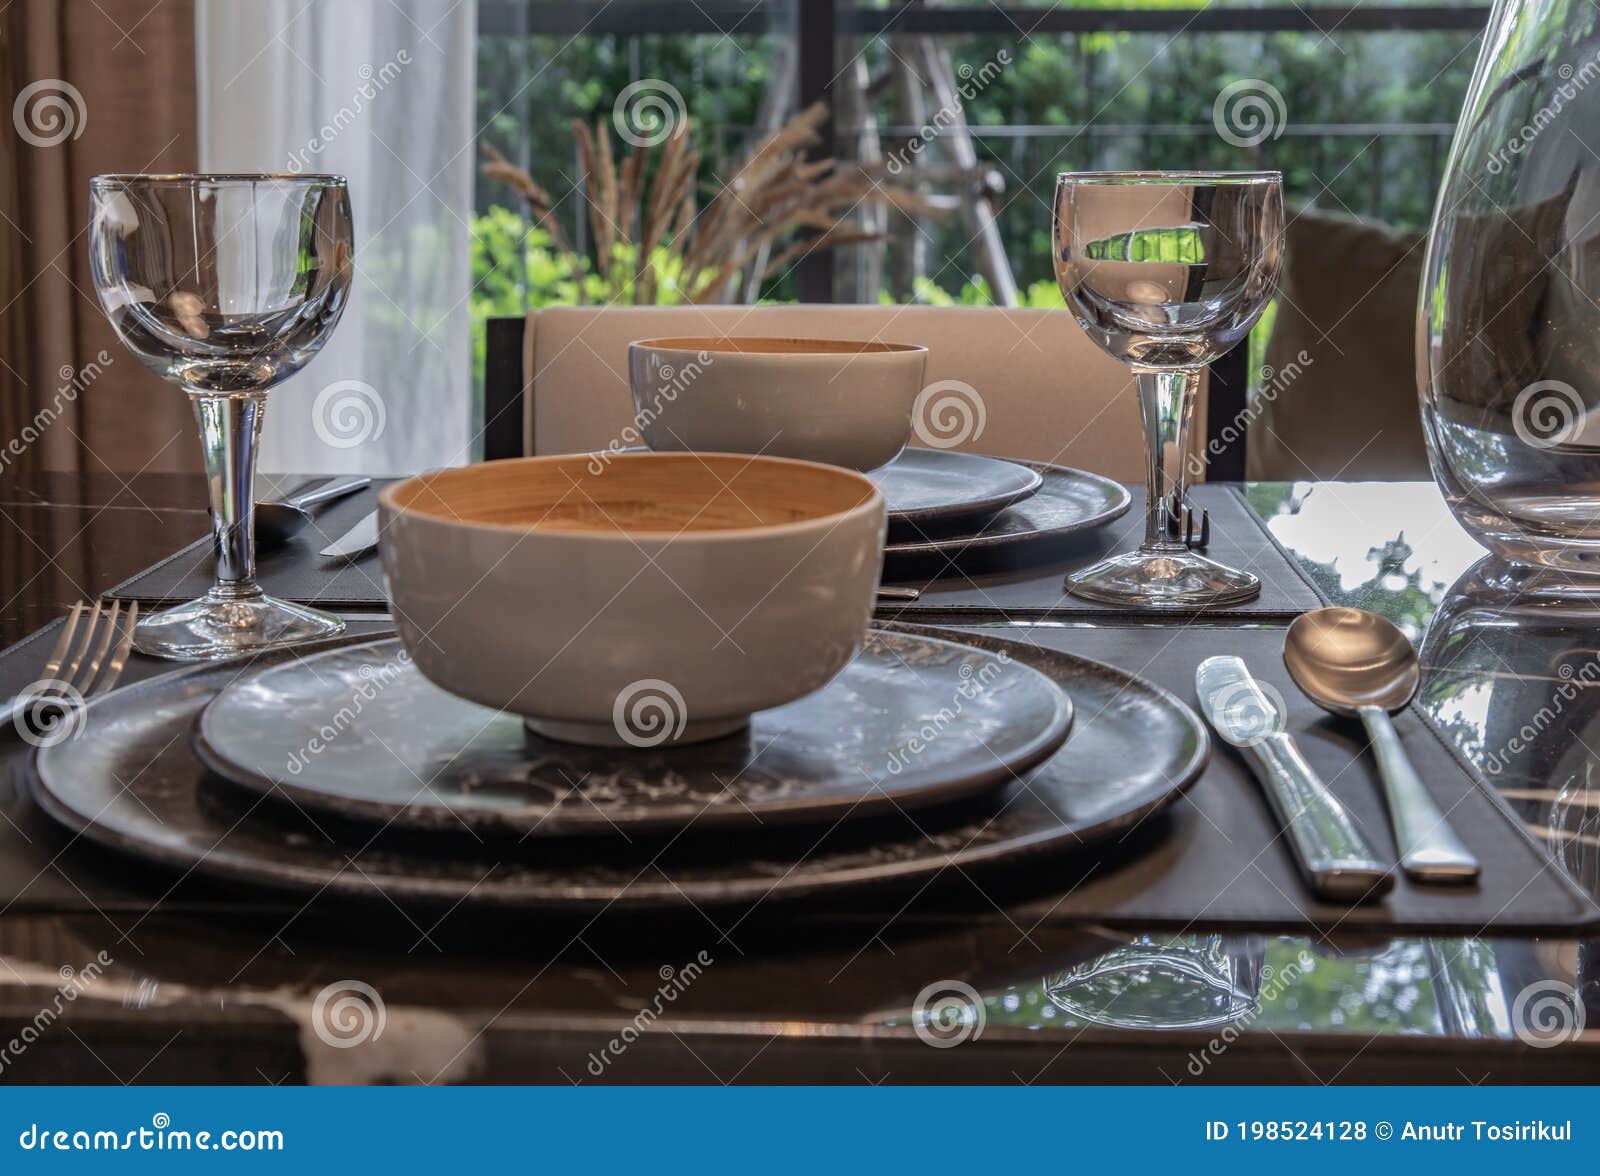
(1248, 208), (1430, 481)
(523, 304), (1206, 482)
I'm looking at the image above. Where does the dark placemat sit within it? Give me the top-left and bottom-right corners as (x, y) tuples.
(105, 480), (395, 608)
(879, 484), (1324, 620)
(901, 622), (1600, 935)
(0, 613), (1594, 935)
(105, 479), (1320, 623)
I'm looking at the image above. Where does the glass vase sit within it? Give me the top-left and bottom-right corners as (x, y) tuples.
(1419, 0), (1600, 596)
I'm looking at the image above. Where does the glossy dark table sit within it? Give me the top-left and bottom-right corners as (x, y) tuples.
(0, 473), (1594, 1083)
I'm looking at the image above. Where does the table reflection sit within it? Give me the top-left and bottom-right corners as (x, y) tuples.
(1020, 484), (1597, 1044)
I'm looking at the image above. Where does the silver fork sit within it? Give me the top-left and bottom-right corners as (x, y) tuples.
(0, 601), (139, 738)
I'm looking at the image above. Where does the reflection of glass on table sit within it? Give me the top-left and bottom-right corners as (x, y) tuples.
(1044, 933), (1264, 1030)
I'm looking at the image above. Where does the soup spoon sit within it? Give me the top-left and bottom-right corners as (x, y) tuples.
(1284, 607), (1480, 883)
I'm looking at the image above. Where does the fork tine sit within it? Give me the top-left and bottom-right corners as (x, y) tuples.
(56, 601), (104, 690)
(1198, 508), (1211, 549)
(74, 601), (120, 695)
(38, 602), (86, 683)
(87, 602), (138, 698)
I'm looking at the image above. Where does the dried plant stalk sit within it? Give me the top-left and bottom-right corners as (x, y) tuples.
(480, 99), (947, 305)
(478, 141), (573, 254)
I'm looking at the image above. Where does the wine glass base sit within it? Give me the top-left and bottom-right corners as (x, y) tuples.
(1066, 548), (1261, 609)
(133, 593), (346, 661)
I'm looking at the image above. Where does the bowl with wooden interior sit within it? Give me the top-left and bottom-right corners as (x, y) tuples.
(627, 337), (928, 472)
(379, 452), (886, 746)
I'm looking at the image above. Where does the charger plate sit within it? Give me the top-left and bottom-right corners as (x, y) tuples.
(29, 629), (1206, 913)
(884, 460), (1131, 559)
(191, 631), (1073, 837)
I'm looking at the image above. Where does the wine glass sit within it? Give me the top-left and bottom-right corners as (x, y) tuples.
(1054, 171), (1282, 608)
(88, 174), (354, 659)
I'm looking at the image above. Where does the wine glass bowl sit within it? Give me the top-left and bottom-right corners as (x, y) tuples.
(90, 174), (351, 392)
(1054, 171), (1282, 608)
(88, 173), (354, 659)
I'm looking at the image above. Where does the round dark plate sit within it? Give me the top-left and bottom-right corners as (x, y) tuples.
(872, 449), (1043, 528)
(191, 631), (1073, 837)
(884, 460), (1131, 559)
(29, 628), (1207, 913)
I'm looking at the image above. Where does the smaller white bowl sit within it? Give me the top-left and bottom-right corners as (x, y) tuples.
(628, 336), (928, 471)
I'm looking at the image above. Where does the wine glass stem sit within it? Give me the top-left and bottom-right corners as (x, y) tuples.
(1136, 367), (1201, 552)
(190, 391), (266, 601)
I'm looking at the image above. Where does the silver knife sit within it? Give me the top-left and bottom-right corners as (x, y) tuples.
(319, 510), (380, 559)
(1195, 655), (1394, 903)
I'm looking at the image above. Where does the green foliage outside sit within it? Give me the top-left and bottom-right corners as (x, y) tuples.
(471, 11), (1480, 385)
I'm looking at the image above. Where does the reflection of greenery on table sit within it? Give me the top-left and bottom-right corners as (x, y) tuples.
(973, 939), (1444, 1038)
(1244, 482), (1489, 759)
(1244, 483), (1442, 640)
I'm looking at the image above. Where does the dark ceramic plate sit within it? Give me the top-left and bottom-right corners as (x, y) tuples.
(872, 449), (1043, 529)
(29, 627), (1207, 913)
(884, 460), (1131, 561)
(191, 631), (1073, 837)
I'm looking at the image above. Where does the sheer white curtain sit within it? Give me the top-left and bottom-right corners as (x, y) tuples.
(195, 0), (477, 475)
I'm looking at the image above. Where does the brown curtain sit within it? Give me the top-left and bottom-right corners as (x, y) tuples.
(0, 0), (197, 476)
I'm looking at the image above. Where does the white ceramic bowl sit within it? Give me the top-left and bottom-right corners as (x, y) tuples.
(627, 336), (928, 471)
(379, 453), (886, 747)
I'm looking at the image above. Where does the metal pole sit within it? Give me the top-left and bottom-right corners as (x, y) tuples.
(796, 0), (836, 302)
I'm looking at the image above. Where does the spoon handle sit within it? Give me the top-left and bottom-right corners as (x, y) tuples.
(1357, 704), (1480, 883)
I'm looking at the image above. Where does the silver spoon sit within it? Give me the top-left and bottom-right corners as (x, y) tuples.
(255, 477), (371, 550)
(1284, 607), (1480, 884)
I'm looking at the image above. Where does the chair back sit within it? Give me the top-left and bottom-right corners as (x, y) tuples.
(502, 304), (1213, 480)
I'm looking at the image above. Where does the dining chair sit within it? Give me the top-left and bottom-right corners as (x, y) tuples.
(486, 305), (1233, 481)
